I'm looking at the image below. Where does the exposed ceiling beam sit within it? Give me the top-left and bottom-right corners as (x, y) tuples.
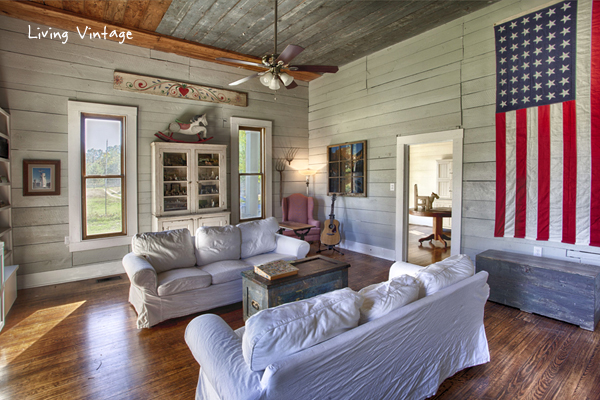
(0, 0), (322, 82)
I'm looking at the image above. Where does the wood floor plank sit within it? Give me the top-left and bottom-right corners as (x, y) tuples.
(1, 242), (599, 399)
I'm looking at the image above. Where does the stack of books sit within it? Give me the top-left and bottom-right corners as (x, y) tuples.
(254, 260), (299, 280)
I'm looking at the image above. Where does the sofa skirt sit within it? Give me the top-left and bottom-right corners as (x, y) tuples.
(129, 279), (243, 328)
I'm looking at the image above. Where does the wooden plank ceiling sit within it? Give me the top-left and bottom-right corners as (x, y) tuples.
(5, 0), (501, 80)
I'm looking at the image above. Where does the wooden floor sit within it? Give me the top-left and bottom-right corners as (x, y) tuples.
(1, 244), (600, 399)
(407, 224), (451, 266)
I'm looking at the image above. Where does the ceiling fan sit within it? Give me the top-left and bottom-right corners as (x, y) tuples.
(217, 0), (339, 90)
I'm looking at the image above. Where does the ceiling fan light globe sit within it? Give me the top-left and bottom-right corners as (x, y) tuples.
(260, 74), (273, 86)
(279, 72), (294, 86)
(269, 77), (281, 90)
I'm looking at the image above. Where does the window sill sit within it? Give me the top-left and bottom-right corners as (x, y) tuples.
(68, 235), (132, 252)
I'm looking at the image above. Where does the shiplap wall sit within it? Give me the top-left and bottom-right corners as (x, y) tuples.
(309, 0), (600, 264)
(0, 15), (309, 284)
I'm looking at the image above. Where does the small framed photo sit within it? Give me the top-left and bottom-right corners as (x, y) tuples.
(23, 160), (61, 196)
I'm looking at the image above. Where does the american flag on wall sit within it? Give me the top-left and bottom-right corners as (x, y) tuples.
(494, 0), (600, 246)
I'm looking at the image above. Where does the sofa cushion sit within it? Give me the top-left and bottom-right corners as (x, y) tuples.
(199, 259), (254, 285)
(242, 287), (363, 372)
(157, 267), (212, 296)
(195, 225), (242, 266)
(132, 229), (196, 273)
(417, 254), (475, 297)
(238, 217), (279, 259)
(358, 275), (420, 324)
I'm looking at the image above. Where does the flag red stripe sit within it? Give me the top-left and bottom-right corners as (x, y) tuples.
(514, 109), (527, 238)
(590, 0), (600, 246)
(537, 105), (551, 240)
(495, 113), (506, 237)
(562, 100), (577, 244)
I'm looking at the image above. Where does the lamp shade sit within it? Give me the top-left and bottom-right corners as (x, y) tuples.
(279, 72), (294, 86)
(260, 73), (273, 86)
(298, 169), (317, 176)
(268, 76), (281, 90)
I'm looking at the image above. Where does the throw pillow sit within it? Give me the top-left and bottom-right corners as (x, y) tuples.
(242, 287), (363, 371)
(132, 228), (196, 273)
(358, 275), (420, 324)
(195, 225), (242, 266)
(417, 254), (475, 297)
(237, 216), (279, 259)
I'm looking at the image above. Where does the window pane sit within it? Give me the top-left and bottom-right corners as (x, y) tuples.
(85, 178), (123, 236)
(240, 175), (262, 219)
(85, 118), (122, 175)
(239, 129), (261, 173)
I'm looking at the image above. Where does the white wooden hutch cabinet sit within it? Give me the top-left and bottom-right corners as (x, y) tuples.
(151, 142), (230, 232)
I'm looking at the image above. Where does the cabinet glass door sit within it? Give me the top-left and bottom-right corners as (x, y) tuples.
(162, 151), (189, 213)
(197, 152), (221, 210)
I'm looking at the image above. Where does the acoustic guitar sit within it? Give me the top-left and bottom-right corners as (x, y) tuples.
(321, 194), (341, 246)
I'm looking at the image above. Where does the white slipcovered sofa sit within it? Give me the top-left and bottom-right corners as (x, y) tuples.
(185, 254), (491, 400)
(123, 217), (310, 328)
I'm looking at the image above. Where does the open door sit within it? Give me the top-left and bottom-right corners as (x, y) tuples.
(395, 129), (464, 262)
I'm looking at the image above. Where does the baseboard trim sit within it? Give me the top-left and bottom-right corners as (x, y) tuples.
(337, 239), (396, 261)
(17, 261), (124, 289)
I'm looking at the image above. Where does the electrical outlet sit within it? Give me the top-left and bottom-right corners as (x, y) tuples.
(533, 246), (542, 257)
(390, 183), (395, 191)
(64, 236), (70, 245)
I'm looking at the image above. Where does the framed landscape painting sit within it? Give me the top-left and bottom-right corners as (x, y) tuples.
(327, 140), (367, 196)
(23, 160), (61, 196)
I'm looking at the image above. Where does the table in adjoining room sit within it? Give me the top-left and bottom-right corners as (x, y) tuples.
(409, 207), (452, 247)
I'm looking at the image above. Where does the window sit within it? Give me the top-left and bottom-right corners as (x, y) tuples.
(68, 102), (138, 251)
(81, 114), (126, 239)
(230, 117), (272, 224)
(239, 127), (264, 221)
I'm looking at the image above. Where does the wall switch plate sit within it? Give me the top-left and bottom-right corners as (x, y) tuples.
(390, 183), (395, 191)
(533, 246), (542, 257)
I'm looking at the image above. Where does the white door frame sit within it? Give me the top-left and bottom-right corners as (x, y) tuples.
(395, 129), (463, 261)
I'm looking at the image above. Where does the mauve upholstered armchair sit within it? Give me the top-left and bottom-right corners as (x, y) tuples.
(281, 193), (321, 244)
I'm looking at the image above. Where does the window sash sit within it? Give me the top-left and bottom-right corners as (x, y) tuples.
(238, 126), (264, 222)
(80, 114), (127, 240)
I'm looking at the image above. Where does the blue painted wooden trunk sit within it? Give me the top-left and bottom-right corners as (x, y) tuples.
(242, 255), (350, 321)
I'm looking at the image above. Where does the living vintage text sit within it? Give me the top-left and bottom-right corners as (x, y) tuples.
(28, 25), (134, 44)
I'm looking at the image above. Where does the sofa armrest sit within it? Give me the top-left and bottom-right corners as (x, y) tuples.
(308, 218), (321, 228)
(185, 314), (263, 400)
(122, 253), (158, 296)
(388, 261), (423, 280)
(274, 233), (310, 259)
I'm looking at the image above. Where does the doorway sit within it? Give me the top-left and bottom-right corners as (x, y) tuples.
(395, 129), (463, 264)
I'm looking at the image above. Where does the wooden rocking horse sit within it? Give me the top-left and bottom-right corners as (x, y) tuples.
(414, 184), (439, 211)
(155, 114), (214, 143)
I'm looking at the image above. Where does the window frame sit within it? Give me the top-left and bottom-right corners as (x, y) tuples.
(230, 117), (272, 224)
(80, 113), (127, 240)
(238, 126), (265, 222)
(68, 101), (138, 252)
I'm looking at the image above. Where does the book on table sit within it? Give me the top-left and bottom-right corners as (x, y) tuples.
(254, 260), (299, 280)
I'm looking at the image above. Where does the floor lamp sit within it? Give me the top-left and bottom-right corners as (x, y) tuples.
(299, 169), (317, 196)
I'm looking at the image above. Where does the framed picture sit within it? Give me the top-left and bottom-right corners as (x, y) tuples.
(23, 160), (61, 196)
(327, 140), (367, 196)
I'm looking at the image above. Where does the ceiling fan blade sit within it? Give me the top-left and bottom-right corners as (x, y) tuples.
(276, 45), (304, 64)
(288, 65), (339, 73)
(229, 72), (262, 86)
(284, 81), (299, 90)
(217, 57), (264, 68)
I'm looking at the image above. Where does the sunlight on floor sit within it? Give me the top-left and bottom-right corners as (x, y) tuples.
(0, 301), (86, 368)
